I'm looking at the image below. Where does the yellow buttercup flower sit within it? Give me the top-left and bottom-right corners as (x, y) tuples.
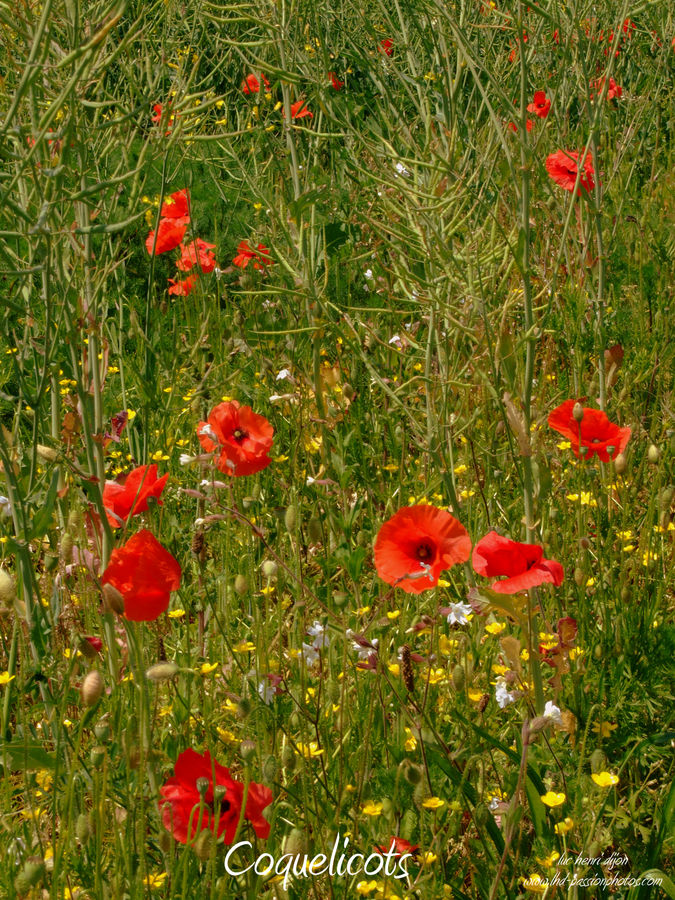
(591, 772), (619, 787)
(362, 801), (383, 816)
(422, 797), (445, 810)
(540, 791), (566, 808)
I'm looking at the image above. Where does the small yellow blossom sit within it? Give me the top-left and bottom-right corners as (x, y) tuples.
(0, 671), (15, 686)
(540, 791), (566, 808)
(143, 873), (168, 888)
(468, 689), (484, 702)
(295, 741), (324, 759)
(404, 728), (417, 752)
(355, 606), (371, 616)
(356, 882), (378, 895)
(386, 610), (401, 620)
(554, 817), (574, 835)
(485, 622), (506, 636)
(591, 771), (619, 787)
(233, 640), (255, 653)
(362, 801), (383, 816)
(199, 662), (218, 675)
(168, 609), (186, 619)
(591, 721), (617, 738)
(423, 851), (438, 864)
(521, 874), (548, 894)
(537, 851), (560, 867)
(439, 635), (458, 655)
(388, 663), (400, 676)
(422, 797), (445, 810)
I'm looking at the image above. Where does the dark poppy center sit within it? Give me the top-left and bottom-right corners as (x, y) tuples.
(233, 428), (248, 442)
(416, 542), (434, 561)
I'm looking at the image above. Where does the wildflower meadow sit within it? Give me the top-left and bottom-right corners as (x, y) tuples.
(1, 0), (674, 897)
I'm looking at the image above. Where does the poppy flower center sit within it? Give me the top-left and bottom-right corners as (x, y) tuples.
(232, 428), (248, 442)
(416, 542), (434, 562)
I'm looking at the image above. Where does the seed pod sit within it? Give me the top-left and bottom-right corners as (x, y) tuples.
(573, 402), (584, 422)
(282, 828), (305, 856)
(81, 670), (104, 707)
(574, 567), (585, 587)
(234, 574), (248, 595)
(614, 453), (627, 475)
(146, 661), (179, 682)
(307, 517), (323, 543)
(452, 664), (465, 692)
(102, 583), (125, 615)
(284, 505), (298, 532)
(647, 444), (660, 465)
(0, 568), (16, 606)
(400, 645), (415, 694)
(578, 537), (591, 550)
(94, 717), (110, 742)
(76, 813), (92, 844)
(478, 693), (490, 713)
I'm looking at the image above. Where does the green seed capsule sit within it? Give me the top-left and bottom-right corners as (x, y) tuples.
(234, 574), (249, 595)
(452, 664), (465, 692)
(0, 569), (16, 606)
(76, 813), (92, 844)
(284, 505), (298, 532)
(647, 444), (660, 464)
(307, 517), (323, 543)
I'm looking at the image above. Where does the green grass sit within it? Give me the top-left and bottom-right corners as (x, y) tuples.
(0, 0), (673, 898)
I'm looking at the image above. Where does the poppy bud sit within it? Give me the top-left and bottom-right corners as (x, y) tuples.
(413, 782), (426, 804)
(196, 777), (210, 797)
(192, 829), (213, 861)
(60, 533), (74, 561)
(451, 664), (465, 692)
(589, 748), (607, 772)
(102, 583), (125, 615)
(0, 568), (16, 606)
(594, 643), (603, 659)
(400, 645), (415, 693)
(237, 697), (252, 719)
(240, 740), (257, 761)
(234, 574), (249, 595)
(262, 755), (277, 782)
(77, 636), (99, 660)
(573, 402), (584, 422)
(90, 745), (106, 766)
(146, 661), (179, 682)
(281, 746), (296, 771)
(307, 517), (323, 543)
(261, 560), (278, 578)
(404, 762), (422, 784)
(284, 505), (298, 532)
(36, 444), (59, 462)
(14, 859), (45, 893)
(574, 567), (585, 587)
(81, 670), (104, 707)
(356, 530), (368, 547)
(282, 828), (306, 856)
(614, 452), (627, 474)
(579, 537), (591, 550)
(333, 591), (347, 607)
(68, 508), (82, 531)
(647, 444), (660, 464)
(76, 813), (92, 844)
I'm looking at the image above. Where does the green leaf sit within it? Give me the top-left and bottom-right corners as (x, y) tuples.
(0, 740), (57, 771)
(28, 468), (60, 541)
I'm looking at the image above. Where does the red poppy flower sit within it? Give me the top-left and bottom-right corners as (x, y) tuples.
(159, 748), (273, 845)
(328, 71), (344, 90)
(508, 119), (533, 133)
(380, 39), (394, 56)
(146, 217), (189, 255)
(289, 100), (313, 120)
(472, 532), (564, 594)
(547, 399), (631, 462)
(168, 274), (199, 297)
(545, 149), (595, 195)
(101, 529), (181, 621)
(374, 506), (472, 594)
(232, 240), (274, 270)
(176, 238), (217, 273)
(197, 401), (274, 476)
(161, 189), (190, 219)
(527, 90), (551, 118)
(151, 103), (176, 135)
(242, 73), (270, 95)
(591, 76), (622, 101)
(102, 465), (169, 527)
(376, 837), (420, 857)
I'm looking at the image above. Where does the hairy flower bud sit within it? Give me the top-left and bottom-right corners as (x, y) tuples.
(573, 402), (584, 422)
(81, 670), (104, 707)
